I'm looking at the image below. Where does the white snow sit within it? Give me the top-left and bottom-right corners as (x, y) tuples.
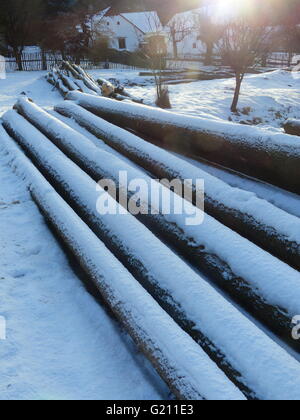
(0, 71), (61, 116)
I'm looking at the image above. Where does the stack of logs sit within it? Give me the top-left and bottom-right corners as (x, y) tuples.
(46, 61), (143, 104)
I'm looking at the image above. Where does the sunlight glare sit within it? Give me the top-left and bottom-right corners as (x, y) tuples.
(213, 0), (256, 22)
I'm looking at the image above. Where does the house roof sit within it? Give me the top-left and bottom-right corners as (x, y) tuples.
(103, 0), (201, 24)
(120, 12), (163, 34)
(102, 0), (300, 25)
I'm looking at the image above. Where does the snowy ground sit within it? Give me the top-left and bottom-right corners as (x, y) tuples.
(90, 68), (300, 130)
(0, 71), (61, 116)
(1, 68), (299, 131)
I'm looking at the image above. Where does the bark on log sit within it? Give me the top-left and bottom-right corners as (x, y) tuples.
(10, 100), (300, 354)
(53, 100), (300, 271)
(284, 119), (300, 137)
(4, 114), (300, 399)
(0, 128), (244, 400)
(66, 92), (300, 195)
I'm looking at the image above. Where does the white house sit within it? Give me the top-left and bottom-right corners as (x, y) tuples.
(99, 14), (146, 52)
(96, 9), (206, 58)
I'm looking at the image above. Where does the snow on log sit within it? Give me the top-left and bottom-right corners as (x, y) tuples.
(0, 129), (246, 401)
(284, 119), (300, 137)
(52, 99), (300, 271)
(2, 119), (300, 400)
(66, 91), (300, 195)
(5, 104), (300, 352)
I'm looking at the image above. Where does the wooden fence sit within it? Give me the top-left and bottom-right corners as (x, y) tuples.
(166, 52), (294, 70)
(3, 50), (295, 73)
(4, 52), (143, 72)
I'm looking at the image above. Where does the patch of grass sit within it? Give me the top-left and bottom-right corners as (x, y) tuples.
(241, 106), (252, 116)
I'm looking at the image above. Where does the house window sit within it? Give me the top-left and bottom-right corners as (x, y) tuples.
(118, 38), (126, 50)
(193, 42), (197, 49)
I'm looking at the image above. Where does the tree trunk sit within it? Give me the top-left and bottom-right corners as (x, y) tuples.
(261, 53), (268, 67)
(13, 48), (23, 71)
(41, 48), (47, 71)
(231, 73), (243, 113)
(204, 42), (213, 66)
(288, 51), (293, 67)
(172, 38), (178, 59)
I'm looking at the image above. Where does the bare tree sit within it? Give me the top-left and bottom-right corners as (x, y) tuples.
(193, 12), (223, 66)
(167, 14), (192, 59)
(143, 12), (171, 109)
(219, 20), (271, 113)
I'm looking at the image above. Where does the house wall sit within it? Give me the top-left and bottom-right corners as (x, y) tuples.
(102, 16), (144, 52)
(167, 33), (206, 58)
(95, 12), (207, 57)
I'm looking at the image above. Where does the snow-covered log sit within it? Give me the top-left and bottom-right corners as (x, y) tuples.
(57, 70), (80, 92)
(60, 61), (80, 79)
(6, 104), (300, 352)
(2, 117), (300, 400)
(66, 91), (300, 195)
(284, 119), (300, 137)
(53, 99), (300, 271)
(47, 62), (143, 104)
(33, 188), (244, 402)
(46, 71), (69, 97)
(0, 127), (245, 401)
(49, 62), (102, 95)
